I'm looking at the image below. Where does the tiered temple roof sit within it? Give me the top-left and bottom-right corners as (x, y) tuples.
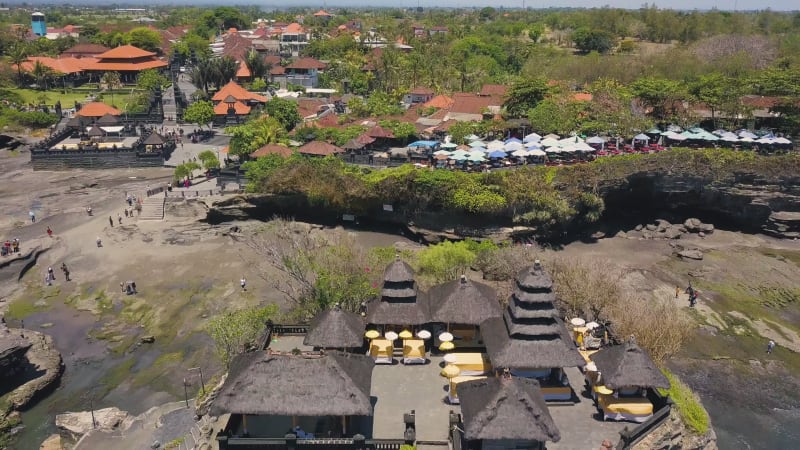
(365, 256), (429, 325)
(481, 260), (585, 370)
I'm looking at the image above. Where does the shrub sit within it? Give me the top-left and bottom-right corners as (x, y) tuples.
(659, 369), (710, 434)
(207, 305), (279, 367)
(11, 110), (59, 128)
(417, 241), (478, 284)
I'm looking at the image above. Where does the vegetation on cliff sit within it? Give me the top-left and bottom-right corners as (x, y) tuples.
(243, 149), (800, 232)
(660, 369), (710, 434)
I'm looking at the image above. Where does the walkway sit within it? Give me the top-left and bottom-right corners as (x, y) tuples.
(138, 196), (165, 221)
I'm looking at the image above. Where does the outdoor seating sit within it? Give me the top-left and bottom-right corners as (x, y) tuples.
(448, 352), (492, 375)
(369, 339), (393, 364)
(402, 339), (426, 364)
(597, 393), (653, 423)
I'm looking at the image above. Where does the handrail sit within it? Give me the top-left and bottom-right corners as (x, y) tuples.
(273, 324), (309, 335)
(616, 400), (673, 449)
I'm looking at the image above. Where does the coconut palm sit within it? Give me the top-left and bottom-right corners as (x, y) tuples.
(31, 61), (55, 91)
(9, 45), (28, 86)
(244, 49), (267, 81)
(212, 56), (238, 89)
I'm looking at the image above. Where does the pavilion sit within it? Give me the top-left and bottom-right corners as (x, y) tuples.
(480, 260), (585, 400)
(303, 305), (365, 351)
(428, 275), (501, 348)
(458, 376), (561, 450)
(365, 256), (430, 330)
(85, 45), (167, 83)
(212, 350), (375, 444)
(75, 102), (122, 119)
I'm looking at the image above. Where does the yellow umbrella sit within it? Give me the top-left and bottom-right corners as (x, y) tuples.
(398, 330), (413, 339)
(440, 364), (461, 378)
(439, 341), (455, 352)
(365, 330), (380, 339)
(594, 385), (613, 395)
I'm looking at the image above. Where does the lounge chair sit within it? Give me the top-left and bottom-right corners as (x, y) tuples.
(449, 352), (492, 375)
(597, 392), (653, 422)
(402, 339), (426, 365)
(447, 375), (487, 404)
(369, 339), (393, 364)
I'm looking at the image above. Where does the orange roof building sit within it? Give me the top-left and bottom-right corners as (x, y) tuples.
(251, 144), (293, 158)
(18, 56), (92, 75)
(298, 141), (343, 156)
(76, 102), (122, 118)
(423, 94), (455, 109)
(85, 45), (167, 74)
(313, 10), (333, 17)
(214, 101), (251, 116)
(212, 81), (268, 104)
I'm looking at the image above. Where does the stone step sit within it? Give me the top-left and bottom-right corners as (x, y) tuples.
(138, 197), (165, 221)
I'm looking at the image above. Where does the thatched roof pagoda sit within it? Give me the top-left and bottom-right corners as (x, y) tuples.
(142, 132), (165, 146)
(590, 339), (670, 390)
(210, 351), (374, 417)
(95, 113), (120, 126)
(481, 260), (584, 369)
(428, 275), (501, 325)
(303, 305), (365, 349)
(87, 126), (105, 137)
(365, 256), (429, 325)
(66, 116), (86, 129)
(459, 376), (561, 443)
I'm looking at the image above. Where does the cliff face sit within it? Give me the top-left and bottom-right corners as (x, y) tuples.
(207, 172), (800, 241)
(631, 408), (718, 450)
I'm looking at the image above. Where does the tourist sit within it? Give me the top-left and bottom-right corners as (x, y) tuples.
(126, 194), (133, 207)
(240, 277), (246, 291)
(48, 267), (55, 281)
(96, 237), (102, 247)
(46, 226), (53, 237)
(61, 263), (70, 281)
(12, 239), (19, 253)
(124, 209), (129, 218)
(118, 214), (122, 224)
(109, 216), (114, 227)
(29, 211), (35, 223)
(87, 206), (92, 216)
(3, 240), (10, 255)
(675, 286), (680, 299)
(767, 340), (776, 354)
(45, 273), (51, 286)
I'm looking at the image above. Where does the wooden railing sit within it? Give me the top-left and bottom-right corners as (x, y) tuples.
(218, 434), (406, 450)
(616, 391), (673, 449)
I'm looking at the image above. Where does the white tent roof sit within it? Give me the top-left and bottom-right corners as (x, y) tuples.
(523, 132), (541, 143)
(486, 139), (505, 150)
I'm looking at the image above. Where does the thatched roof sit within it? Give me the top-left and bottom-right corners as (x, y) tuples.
(590, 340), (670, 390)
(503, 310), (562, 337)
(380, 285), (417, 298)
(481, 316), (585, 369)
(512, 285), (557, 305)
(515, 260), (553, 291)
(342, 139), (365, 151)
(365, 294), (429, 326)
(96, 113), (120, 126)
(383, 257), (415, 283)
(303, 305), (365, 349)
(459, 376), (560, 442)
(66, 116), (85, 128)
(87, 126), (104, 137)
(210, 351), (375, 416)
(506, 299), (559, 320)
(142, 133), (165, 146)
(428, 276), (502, 324)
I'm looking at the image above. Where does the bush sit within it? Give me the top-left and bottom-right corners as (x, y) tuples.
(417, 241), (479, 284)
(7, 110), (58, 128)
(659, 369), (710, 434)
(207, 305), (279, 367)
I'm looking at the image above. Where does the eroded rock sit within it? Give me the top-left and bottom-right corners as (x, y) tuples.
(56, 407), (128, 442)
(678, 249), (704, 260)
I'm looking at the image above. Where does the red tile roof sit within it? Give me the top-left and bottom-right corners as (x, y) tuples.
(298, 141), (343, 156)
(96, 45), (155, 59)
(214, 101), (251, 115)
(423, 95), (454, 109)
(449, 93), (496, 115)
(284, 23), (304, 33)
(251, 144), (293, 158)
(286, 57), (327, 70)
(264, 55), (282, 66)
(212, 81), (268, 103)
(61, 43), (110, 57)
(313, 9), (333, 16)
(297, 99), (327, 118)
(270, 66), (286, 75)
(222, 33), (254, 61)
(76, 102), (122, 117)
(19, 56), (92, 75)
(236, 62), (251, 79)
(410, 87), (434, 95)
(366, 125), (395, 138)
(479, 84), (507, 97)
(86, 60), (168, 71)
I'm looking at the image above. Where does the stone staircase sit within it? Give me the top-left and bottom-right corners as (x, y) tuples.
(138, 196), (165, 221)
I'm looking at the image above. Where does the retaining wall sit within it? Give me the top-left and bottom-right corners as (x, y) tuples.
(30, 149), (164, 170)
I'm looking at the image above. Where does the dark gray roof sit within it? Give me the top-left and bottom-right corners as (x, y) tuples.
(342, 139), (365, 150)
(66, 116), (85, 128)
(87, 126), (104, 137)
(383, 258), (415, 283)
(95, 113), (120, 126)
(506, 299), (559, 320)
(459, 376), (560, 442)
(365, 294), (429, 326)
(303, 306), (365, 349)
(142, 133), (165, 146)
(380, 285), (417, 298)
(590, 340), (670, 390)
(515, 261), (553, 291)
(210, 351), (375, 416)
(481, 317), (585, 369)
(512, 286), (557, 305)
(503, 310), (562, 338)
(428, 276), (502, 325)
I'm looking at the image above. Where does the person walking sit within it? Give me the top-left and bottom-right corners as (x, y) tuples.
(109, 216), (114, 227)
(675, 286), (680, 299)
(61, 263), (70, 281)
(46, 226), (53, 237)
(767, 340), (776, 354)
(29, 211), (36, 223)
(118, 213), (122, 225)
(240, 277), (246, 291)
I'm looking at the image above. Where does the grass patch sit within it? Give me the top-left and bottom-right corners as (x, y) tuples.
(165, 437), (185, 449)
(2, 88), (91, 106)
(3, 299), (47, 321)
(760, 249), (800, 267)
(659, 369), (710, 435)
(132, 351), (184, 391)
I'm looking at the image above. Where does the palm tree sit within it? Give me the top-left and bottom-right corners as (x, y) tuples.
(9, 45), (28, 86)
(31, 61), (54, 91)
(190, 58), (213, 94)
(244, 49), (267, 81)
(212, 56), (239, 89)
(101, 71), (122, 106)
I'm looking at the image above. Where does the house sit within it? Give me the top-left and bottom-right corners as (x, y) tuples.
(45, 24), (81, 40)
(429, 26), (449, 36)
(297, 140), (344, 156)
(76, 102), (122, 118)
(212, 81), (268, 105)
(403, 87), (435, 105)
(60, 43), (110, 59)
(312, 10), (334, 24)
(280, 23), (309, 57)
(411, 25), (425, 37)
(273, 57), (327, 89)
(479, 84), (508, 98)
(85, 45), (168, 83)
(423, 94), (455, 110)
(446, 93), (500, 122)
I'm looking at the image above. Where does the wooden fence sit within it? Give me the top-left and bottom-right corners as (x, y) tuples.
(616, 391), (673, 449)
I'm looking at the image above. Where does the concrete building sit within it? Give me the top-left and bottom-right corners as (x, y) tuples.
(31, 12), (46, 36)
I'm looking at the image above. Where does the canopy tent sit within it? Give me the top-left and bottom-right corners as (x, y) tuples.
(523, 132), (541, 143)
(586, 136), (606, 144)
(408, 140), (439, 148)
(504, 137), (522, 144)
(486, 140), (505, 150)
(633, 133), (650, 141)
(488, 150), (507, 158)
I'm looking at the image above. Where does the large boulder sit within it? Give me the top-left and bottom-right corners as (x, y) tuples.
(664, 228), (683, 239)
(677, 249), (704, 260)
(56, 407), (128, 443)
(684, 218), (703, 232)
(656, 219), (672, 232)
(699, 223), (715, 234)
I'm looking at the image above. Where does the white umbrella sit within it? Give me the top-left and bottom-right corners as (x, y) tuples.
(756, 137), (774, 144)
(465, 134), (480, 141)
(570, 318), (586, 326)
(385, 331), (399, 341)
(487, 139), (505, 150)
(439, 332), (454, 342)
(586, 136), (606, 144)
(433, 149), (451, 156)
(523, 132), (541, 143)
(511, 149), (529, 157)
(544, 147), (562, 153)
(738, 131), (757, 139)
(585, 321), (601, 330)
(524, 141), (542, 148)
(560, 145), (577, 153)
(721, 135), (739, 142)
(574, 142), (595, 152)
(775, 137), (792, 144)
(416, 330), (432, 340)
(469, 140), (486, 147)
(739, 136), (755, 143)
(558, 136), (584, 146)
(540, 137), (559, 147)
(527, 149), (546, 156)
(504, 141), (524, 151)
(543, 133), (560, 140)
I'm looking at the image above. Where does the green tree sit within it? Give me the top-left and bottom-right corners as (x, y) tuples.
(173, 161), (201, 183)
(264, 97), (301, 131)
(9, 44), (27, 86)
(31, 60), (55, 90)
(207, 305), (278, 367)
(504, 77), (550, 118)
(630, 76), (687, 121)
(183, 100), (215, 129)
(197, 150), (220, 169)
(226, 115), (288, 158)
(689, 73), (740, 128)
(136, 69), (168, 92)
(572, 27), (616, 54)
(101, 71), (122, 106)
(417, 241), (479, 284)
(127, 27), (162, 53)
(244, 49), (268, 81)
(251, 78), (267, 92)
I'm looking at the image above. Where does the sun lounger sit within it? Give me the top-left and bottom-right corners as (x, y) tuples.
(449, 352), (492, 375)
(597, 393), (654, 423)
(540, 385), (573, 401)
(402, 339), (426, 364)
(447, 375), (487, 404)
(369, 339), (393, 364)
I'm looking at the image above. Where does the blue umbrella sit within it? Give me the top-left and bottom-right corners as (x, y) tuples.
(504, 137), (522, 144)
(488, 150), (507, 158)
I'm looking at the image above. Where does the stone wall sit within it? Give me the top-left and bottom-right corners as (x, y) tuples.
(631, 409), (717, 450)
(30, 150), (164, 170)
